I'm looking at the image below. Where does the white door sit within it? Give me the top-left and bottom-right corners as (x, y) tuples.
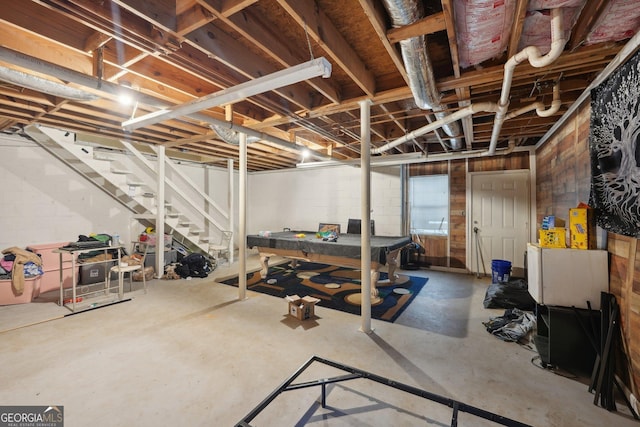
(469, 170), (530, 275)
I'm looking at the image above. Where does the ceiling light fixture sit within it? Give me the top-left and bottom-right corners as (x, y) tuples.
(122, 57), (332, 132)
(118, 81), (134, 106)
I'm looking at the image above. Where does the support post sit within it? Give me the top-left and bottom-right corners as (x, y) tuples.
(156, 145), (165, 277)
(228, 158), (235, 264)
(239, 133), (247, 300)
(359, 99), (373, 334)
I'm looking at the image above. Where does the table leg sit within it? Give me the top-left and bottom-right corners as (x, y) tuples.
(260, 255), (270, 277)
(117, 248), (123, 299)
(370, 269), (380, 297)
(387, 249), (401, 284)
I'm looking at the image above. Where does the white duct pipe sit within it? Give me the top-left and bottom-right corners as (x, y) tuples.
(207, 119), (332, 161)
(0, 46), (330, 161)
(381, 0), (463, 149)
(371, 102), (499, 154)
(504, 84), (561, 120)
(297, 142), (522, 169)
(0, 65), (99, 101)
(210, 124), (259, 145)
(488, 7), (566, 155)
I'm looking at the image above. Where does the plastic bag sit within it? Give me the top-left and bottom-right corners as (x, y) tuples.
(483, 278), (536, 311)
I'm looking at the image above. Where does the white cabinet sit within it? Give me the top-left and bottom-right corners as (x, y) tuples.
(526, 243), (608, 309)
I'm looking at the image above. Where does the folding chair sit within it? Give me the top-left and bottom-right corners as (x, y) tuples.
(208, 231), (233, 264)
(108, 241), (149, 296)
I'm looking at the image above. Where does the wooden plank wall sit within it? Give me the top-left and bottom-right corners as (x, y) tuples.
(536, 101), (640, 398)
(408, 152), (529, 269)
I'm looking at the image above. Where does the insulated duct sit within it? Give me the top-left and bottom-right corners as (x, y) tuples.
(210, 124), (259, 145)
(382, 0), (463, 150)
(0, 65), (99, 101)
(0, 46), (330, 161)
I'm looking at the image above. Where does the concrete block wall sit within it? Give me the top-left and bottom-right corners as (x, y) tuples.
(0, 134), (131, 249)
(1, 132), (404, 253)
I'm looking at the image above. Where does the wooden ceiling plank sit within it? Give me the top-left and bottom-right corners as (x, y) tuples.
(112, 0), (177, 33)
(277, 0), (376, 97)
(84, 31), (113, 53)
(176, 3), (216, 35)
(358, 0), (412, 138)
(441, 0), (473, 148)
(358, 0), (409, 87)
(220, 0), (258, 17)
(387, 12), (446, 44)
(0, 26), (93, 76)
(570, 0), (609, 50)
(184, 22), (317, 111)
(507, 0), (529, 59)
(50, 0), (166, 54)
(215, 8), (341, 103)
(195, 0), (257, 18)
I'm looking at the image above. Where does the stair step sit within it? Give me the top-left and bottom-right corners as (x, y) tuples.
(142, 192), (155, 198)
(189, 228), (204, 235)
(111, 167), (131, 174)
(167, 212), (180, 218)
(127, 181), (145, 187)
(93, 153), (115, 162)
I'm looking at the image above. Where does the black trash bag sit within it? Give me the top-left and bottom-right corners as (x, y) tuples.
(483, 278), (536, 311)
(179, 253), (212, 278)
(175, 263), (191, 279)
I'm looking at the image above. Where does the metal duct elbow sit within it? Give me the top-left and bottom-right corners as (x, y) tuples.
(382, 0), (463, 150)
(211, 124), (259, 145)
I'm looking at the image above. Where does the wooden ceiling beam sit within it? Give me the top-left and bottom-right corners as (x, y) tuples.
(184, 22), (317, 112)
(278, 0), (376, 97)
(201, 5), (341, 104)
(507, 0), (529, 59)
(570, 0), (609, 50)
(386, 12), (446, 44)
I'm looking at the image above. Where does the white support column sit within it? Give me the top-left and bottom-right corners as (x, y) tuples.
(238, 133), (247, 300)
(359, 99), (373, 334)
(228, 158), (235, 264)
(156, 145), (166, 277)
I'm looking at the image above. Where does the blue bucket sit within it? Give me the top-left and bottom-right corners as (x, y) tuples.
(491, 259), (512, 284)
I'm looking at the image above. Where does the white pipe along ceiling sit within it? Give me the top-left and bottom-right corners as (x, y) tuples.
(371, 5), (567, 162)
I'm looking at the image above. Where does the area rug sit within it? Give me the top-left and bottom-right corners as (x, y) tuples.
(220, 261), (427, 322)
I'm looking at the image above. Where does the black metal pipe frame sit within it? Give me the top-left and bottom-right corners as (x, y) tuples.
(235, 355), (532, 427)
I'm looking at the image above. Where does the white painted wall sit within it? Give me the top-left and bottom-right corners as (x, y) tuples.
(247, 165), (403, 236)
(0, 134), (132, 249)
(0, 133), (403, 252)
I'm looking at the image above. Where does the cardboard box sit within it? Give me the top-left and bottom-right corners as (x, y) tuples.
(541, 216), (565, 230)
(285, 294), (321, 320)
(569, 208), (596, 249)
(539, 228), (566, 248)
(132, 266), (155, 282)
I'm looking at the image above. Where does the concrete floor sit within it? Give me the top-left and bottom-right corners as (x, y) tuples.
(0, 255), (637, 427)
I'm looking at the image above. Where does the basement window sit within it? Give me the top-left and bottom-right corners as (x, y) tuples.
(409, 174), (449, 236)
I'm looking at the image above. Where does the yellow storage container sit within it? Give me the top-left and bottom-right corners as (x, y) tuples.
(540, 228), (566, 248)
(569, 208), (596, 249)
